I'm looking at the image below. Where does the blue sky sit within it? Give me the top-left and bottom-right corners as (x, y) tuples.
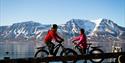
(0, 0), (125, 27)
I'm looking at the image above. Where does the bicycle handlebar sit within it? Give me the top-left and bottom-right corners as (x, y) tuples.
(72, 41), (92, 45)
(87, 43), (92, 45)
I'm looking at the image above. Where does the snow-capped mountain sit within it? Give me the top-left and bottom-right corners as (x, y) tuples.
(0, 19), (125, 42)
(0, 21), (51, 41)
(91, 19), (125, 37)
(60, 19), (95, 35)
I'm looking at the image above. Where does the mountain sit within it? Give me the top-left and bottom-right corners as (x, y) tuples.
(60, 19), (95, 35)
(0, 21), (51, 41)
(60, 18), (125, 42)
(91, 19), (125, 36)
(0, 19), (125, 42)
(89, 19), (125, 41)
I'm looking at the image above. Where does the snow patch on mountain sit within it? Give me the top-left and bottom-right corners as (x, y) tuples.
(91, 18), (102, 35)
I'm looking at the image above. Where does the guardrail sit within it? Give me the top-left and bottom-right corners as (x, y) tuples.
(0, 52), (124, 63)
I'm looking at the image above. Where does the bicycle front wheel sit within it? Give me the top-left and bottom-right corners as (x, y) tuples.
(34, 50), (49, 58)
(89, 49), (104, 63)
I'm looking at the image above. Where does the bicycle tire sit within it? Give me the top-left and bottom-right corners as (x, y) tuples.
(89, 49), (104, 63)
(34, 50), (49, 58)
(115, 55), (125, 63)
(60, 48), (78, 63)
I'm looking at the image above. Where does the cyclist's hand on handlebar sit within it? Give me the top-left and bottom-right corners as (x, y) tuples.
(72, 40), (75, 43)
(56, 38), (64, 43)
(58, 41), (63, 43)
(61, 39), (64, 42)
(57, 39), (64, 43)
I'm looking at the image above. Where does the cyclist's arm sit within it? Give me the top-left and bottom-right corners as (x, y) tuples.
(76, 36), (83, 46)
(50, 32), (60, 42)
(55, 33), (64, 41)
(73, 36), (80, 41)
(77, 35), (87, 46)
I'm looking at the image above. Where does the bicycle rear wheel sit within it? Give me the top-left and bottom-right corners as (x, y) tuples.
(34, 50), (49, 58)
(60, 48), (78, 63)
(34, 50), (49, 63)
(89, 49), (104, 63)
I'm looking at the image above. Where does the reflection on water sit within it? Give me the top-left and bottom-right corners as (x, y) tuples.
(0, 41), (125, 63)
(0, 41), (35, 59)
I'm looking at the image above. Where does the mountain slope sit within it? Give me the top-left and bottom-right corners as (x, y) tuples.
(91, 19), (125, 37)
(0, 19), (125, 42)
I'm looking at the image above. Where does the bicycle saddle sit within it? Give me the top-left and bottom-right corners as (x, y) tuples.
(87, 43), (92, 45)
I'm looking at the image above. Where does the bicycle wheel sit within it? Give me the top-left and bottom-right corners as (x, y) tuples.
(34, 50), (49, 58)
(60, 48), (78, 63)
(115, 55), (125, 63)
(34, 50), (49, 63)
(89, 49), (104, 63)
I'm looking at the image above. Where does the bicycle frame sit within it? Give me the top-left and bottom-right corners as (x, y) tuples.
(52, 43), (65, 56)
(73, 42), (88, 54)
(73, 41), (100, 54)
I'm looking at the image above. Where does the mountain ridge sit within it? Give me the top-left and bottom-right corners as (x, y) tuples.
(0, 18), (125, 42)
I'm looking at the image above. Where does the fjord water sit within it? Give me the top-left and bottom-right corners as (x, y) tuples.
(0, 41), (125, 63)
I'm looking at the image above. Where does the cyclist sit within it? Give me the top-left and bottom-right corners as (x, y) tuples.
(44, 24), (64, 56)
(72, 28), (87, 54)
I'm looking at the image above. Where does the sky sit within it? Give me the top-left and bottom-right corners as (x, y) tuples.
(0, 0), (125, 27)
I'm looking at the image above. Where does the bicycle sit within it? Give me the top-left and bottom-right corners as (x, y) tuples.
(72, 41), (104, 63)
(34, 41), (78, 63)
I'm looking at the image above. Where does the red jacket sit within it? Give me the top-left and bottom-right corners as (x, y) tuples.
(44, 30), (62, 42)
(73, 34), (87, 48)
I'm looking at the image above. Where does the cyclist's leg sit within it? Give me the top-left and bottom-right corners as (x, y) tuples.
(80, 44), (87, 63)
(46, 42), (55, 55)
(49, 42), (55, 55)
(81, 43), (87, 54)
(80, 43), (86, 54)
(83, 48), (86, 54)
(79, 48), (83, 54)
(83, 48), (87, 63)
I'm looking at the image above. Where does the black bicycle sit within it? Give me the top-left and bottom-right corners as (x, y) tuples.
(72, 41), (104, 63)
(34, 41), (78, 63)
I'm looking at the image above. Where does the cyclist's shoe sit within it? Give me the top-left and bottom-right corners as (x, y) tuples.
(48, 54), (53, 57)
